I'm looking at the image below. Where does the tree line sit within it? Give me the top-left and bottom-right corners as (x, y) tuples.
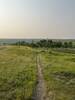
(12, 39), (74, 48)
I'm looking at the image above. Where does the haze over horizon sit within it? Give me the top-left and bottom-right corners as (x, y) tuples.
(0, 0), (75, 39)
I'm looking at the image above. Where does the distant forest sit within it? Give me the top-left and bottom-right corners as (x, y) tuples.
(11, 39), (74, 48)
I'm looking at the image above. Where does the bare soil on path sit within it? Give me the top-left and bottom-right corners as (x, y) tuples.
(33, 54), (49, 100)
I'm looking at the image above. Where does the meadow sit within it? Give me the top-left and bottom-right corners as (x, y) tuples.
(0, 46), (37, 100)
(0, 46), (75, 100)
(41, 48), (75, 100)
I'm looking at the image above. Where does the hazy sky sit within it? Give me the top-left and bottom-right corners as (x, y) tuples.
(0, 0), (75, 39)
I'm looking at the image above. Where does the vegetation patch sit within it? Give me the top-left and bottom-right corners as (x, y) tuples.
(0, 46), (37, 100)
(53, 71), (75, 79)
(53, 71), (75, 83)
(41, 49), (75, 100)
(66, 57), (75, 62)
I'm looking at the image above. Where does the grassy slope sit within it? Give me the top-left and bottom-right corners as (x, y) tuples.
(0, 46), (75, 100)
(0, 46), (37, 100)
(41, 49), (75, 100)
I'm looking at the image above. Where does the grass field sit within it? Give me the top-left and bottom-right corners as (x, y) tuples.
(41, 49), (75, 100)
(0, 46), (37, 100)
(0, 46), (75, 100)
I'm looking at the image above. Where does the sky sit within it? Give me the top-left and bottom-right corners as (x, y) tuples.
(0, 0), (75, 39)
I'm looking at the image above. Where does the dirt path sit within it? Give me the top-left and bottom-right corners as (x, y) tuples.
(33, 54), (49, 100)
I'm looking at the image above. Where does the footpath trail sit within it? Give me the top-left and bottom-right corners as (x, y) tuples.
(33, 54), (49, 100)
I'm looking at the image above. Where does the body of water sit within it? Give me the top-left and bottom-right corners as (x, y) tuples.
(0, 39), (40, 44)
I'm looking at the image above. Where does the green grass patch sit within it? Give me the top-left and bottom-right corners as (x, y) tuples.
(41, 49), (75, 100)
(0, 46), (37, 100)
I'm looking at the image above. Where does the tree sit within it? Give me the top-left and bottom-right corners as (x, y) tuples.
(68, 41), (73, 48)
(64, 42), (68, 48)
(47, 40), (53, 47)
(56, 41), (62, 48)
